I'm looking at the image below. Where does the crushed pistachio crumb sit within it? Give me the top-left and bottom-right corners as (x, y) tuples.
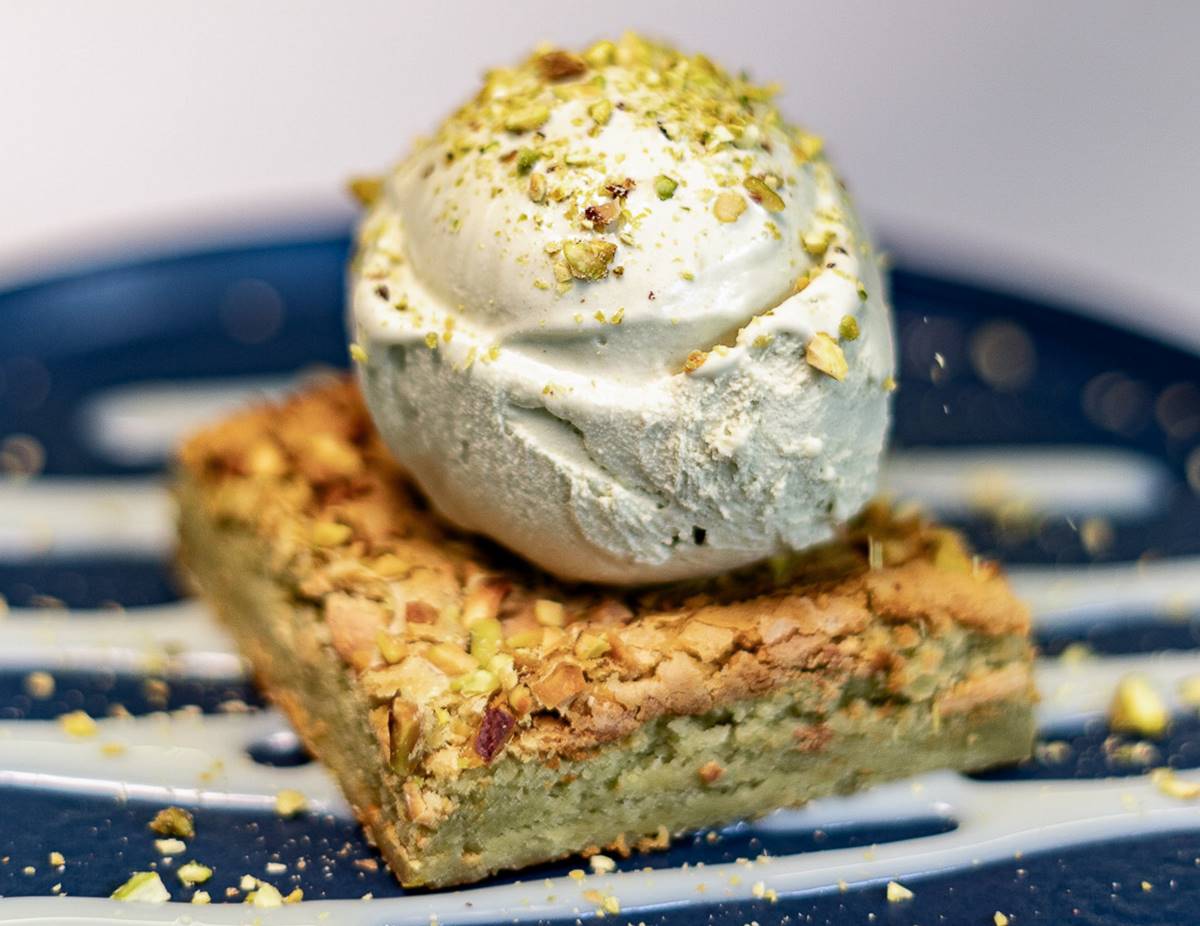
(311, 520), (353, 547)
(155, 838), (187, 856)
(588, 99), (613, 126)
(1110, 674), (1169, 738)
(994, 913), (1010, 926)
(504, 103), (550, 133)
(149, 806), (195, 839)
(24, 670), (55, 699)
(562, 239), (617, 280)
(886, 881), (914, 903)
(347, 175), (382, 207)
(177, 861), (213, 886)
(192, 890), (211, 904)
(111, 871), (170, 904)
(48, 851), (65, 867)
(744, 176), (784, 211)
(246, 879), (284, 908)
(349, 342), (368, 363)
(59, 710), (97, 738)
(274, 789), (309, 818)
(806, 332), (848, 381)
(654, 175), (679, 200)
(714, 191), (747, 223)
(1151, 767), (1200, 800)
(838, 315), (860, 341)
(515, 147), (541, 175)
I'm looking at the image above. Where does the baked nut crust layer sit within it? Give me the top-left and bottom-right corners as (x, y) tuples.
(175, 376), (1035, 887)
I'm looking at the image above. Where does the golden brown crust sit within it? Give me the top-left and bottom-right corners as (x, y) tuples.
(176, 376), (1032, 782)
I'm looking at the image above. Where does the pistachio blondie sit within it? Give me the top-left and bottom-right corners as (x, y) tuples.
(175, 377), (1035, 888)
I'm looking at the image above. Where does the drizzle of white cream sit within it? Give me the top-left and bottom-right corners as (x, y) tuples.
(0, 477), (171, 559)
(882, 446), (1170, 519)
(78, 375), (292, 466)
(1010, 557), (1200, 629)
(2, 599), (240, 678)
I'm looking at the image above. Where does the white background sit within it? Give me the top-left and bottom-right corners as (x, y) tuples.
(2, 0), (1197, 345)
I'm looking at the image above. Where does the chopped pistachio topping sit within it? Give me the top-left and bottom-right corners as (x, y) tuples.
(111, 871), (170, 904)
(177, 861), (213, 886)
(505, 103), (551, 133)
(246, 879), (284, 908)
(1151, 767), (1200, 800)
(793, 132), (824, 160)
(515, 147), (541, 174)
(274, 788), (309, 818)
(682, 349), (708, 373)
(536, 50), (587, 82)
(1109, 674), (1169, 738)
(801, 229), (833, 255)
(534, 599), (565, 626)
(311, 520), (352, 547)
(588, 98), (613, 126)
(714, 191), (747, 223)
(24, 670), (55, 699)
(414, 32), (822, 249)
(60, 710), (97, 738)
(654, 174), (679, 200)
(561, 239), (617, 280)
(583, 39), (616, 68)
(347, 175), (383, 207)
(349, 342), (368, 363)
(838, 315), (860, 341)
(744, 176), (784, 211)
(886, 881), (914, 903)
(149, 806), (195, 838)
(806, 332), (848, 381)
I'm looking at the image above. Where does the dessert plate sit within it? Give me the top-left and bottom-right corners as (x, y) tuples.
(2, 231), (1199, 925)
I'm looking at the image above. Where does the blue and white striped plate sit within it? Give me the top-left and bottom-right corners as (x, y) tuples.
(2, 231), (1199, 925)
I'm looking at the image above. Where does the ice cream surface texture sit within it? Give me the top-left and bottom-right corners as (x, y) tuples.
(350, 35), (895, 584)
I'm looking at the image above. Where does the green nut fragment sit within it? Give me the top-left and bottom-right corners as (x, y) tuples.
(346, 175), (382, 207)
(806, 332), (849, 381)
(714, 191), (747, 223)
(505, 103), (550, 133)
(177, 861), (213, 887)
(654, 175), (678, 200)
(588, 99), (613, 126)
(516, 148), (541, 175)
(584, 40), (616, 68)
(246, 880), (284, 908)
(562, 239), (617, 280)
(149, 806), (195, 839)
(744, 176), (785, 212)
(111, 871), (170, 903)
(536, 50), (587, 82)
(470, 618), (504, 665)
(838, 315), (860, 341)
(390, 700), (421, 774)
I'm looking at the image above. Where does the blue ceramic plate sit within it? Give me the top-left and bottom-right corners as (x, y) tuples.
(2, 230), (1200, 925)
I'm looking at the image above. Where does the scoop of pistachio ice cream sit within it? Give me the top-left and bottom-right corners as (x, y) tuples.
(349, 34), (895, 585)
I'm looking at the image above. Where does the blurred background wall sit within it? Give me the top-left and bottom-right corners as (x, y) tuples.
(2, 0), (1197, 345)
